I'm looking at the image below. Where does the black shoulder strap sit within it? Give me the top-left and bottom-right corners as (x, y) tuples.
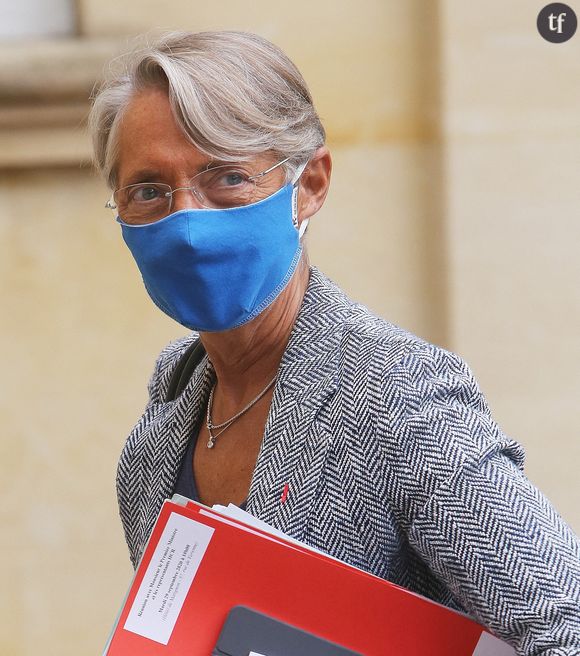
(165, 339), (207, 402)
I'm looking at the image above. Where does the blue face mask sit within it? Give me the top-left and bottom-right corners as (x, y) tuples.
(119, 179), (308, 332)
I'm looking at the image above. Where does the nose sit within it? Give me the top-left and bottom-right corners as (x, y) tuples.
(170, 187), (205, 212)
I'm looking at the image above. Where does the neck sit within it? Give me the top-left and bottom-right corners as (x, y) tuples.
(199, 255), (310, 404)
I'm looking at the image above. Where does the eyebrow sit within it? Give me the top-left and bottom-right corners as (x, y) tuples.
(122, 169), (164, 186)
(121, 160), (233, 187)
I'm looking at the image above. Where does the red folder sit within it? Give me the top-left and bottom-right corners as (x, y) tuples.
(104, 499), (512, 655)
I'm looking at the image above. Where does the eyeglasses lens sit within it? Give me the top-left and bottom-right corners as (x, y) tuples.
(114, 165), (266, 224)
(114, 183), (172, 225)
(192, 166), (257, 210)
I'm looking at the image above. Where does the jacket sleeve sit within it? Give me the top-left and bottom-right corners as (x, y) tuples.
(381, 344), (580, 655)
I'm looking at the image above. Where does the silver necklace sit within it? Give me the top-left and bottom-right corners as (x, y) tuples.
(205, 374), (277, 449)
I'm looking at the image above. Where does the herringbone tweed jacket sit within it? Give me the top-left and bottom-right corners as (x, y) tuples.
(117, 266), (579, 655)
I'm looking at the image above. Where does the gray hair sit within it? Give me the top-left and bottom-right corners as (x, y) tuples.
(89, 30), (326, 189)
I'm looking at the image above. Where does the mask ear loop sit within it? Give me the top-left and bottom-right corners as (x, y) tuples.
(290, 161), (310, 238)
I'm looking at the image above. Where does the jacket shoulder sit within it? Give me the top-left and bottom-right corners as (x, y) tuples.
(341, 300), (440, 375)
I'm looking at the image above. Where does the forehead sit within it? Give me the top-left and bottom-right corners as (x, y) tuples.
(115, 88), (207, 186)
(114, 87), (282, 188)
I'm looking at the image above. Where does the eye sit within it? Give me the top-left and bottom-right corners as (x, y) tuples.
(131, 185), (164, 202)
(222, 172), (245, 187)
(198, 167), (251, 190)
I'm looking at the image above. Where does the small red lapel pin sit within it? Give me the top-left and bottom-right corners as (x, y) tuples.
(281, 482), (290, 504)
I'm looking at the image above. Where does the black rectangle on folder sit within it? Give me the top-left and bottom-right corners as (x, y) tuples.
(212, 605), (364, 656)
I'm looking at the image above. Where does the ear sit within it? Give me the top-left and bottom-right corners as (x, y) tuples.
(295, 146), (332, 227)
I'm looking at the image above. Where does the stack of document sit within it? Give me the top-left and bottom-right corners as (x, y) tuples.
(103, 495), (515, 655)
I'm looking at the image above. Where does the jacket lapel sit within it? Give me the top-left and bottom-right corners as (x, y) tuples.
(134, 352), (214, 561)
(246, 267), (352, 541)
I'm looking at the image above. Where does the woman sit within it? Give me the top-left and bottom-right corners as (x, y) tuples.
(89, 31), (579, 654)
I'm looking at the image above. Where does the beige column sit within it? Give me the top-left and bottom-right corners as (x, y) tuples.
(440, 1), (580, 529)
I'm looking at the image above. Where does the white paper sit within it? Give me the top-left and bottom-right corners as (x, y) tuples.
(124, 512), (214, 645)
(199, 509), (288, 545)
(472, 631), (516, 655)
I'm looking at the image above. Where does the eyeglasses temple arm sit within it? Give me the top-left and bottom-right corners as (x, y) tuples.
(248, 156), (291, 181)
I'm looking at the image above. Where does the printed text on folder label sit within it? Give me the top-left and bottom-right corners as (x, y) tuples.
(124, 512), (214, 645)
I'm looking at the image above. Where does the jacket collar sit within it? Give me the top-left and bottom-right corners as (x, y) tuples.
(278, 266), (351, 394)
(246, 266), (352, 539)
(132, 350), (213, 566)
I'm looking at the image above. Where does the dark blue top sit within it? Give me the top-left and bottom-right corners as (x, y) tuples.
(173, 421), (248, 511)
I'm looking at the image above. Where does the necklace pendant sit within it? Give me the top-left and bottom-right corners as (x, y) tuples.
(205, 373), (277, 450)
